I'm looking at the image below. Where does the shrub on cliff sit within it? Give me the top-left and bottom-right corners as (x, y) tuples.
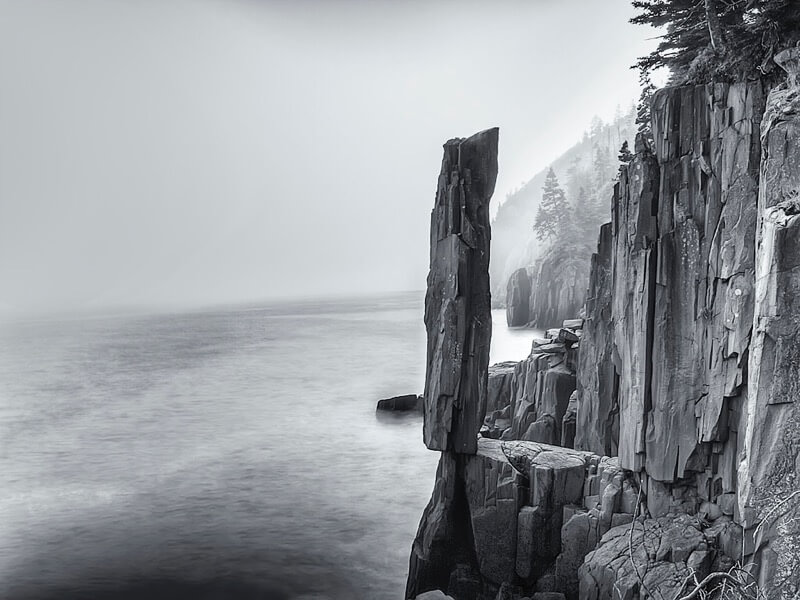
(632, 0), (800, 84)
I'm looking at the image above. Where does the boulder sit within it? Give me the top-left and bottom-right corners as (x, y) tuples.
(376, 394), (422, 412)
(555, 329), (579, 345)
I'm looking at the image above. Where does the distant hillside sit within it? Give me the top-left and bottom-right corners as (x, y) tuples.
(490, 106), (637, 304)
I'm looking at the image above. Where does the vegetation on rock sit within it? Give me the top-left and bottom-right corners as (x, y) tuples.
(631, 0), (800, 83)
(533, 168), (570, 242)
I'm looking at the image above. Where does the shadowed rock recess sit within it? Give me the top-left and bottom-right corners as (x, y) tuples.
(407, 64), (800, 600)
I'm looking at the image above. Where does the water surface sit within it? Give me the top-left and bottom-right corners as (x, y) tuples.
(0, 294), (535, 599)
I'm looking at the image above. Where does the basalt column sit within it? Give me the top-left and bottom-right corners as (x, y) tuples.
(423, 127), (499, 454)
(407, 128), (499, 599)
(741, 48), (800, 599)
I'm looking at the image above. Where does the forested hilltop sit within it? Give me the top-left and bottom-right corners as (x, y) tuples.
(490, 105), (639, 307)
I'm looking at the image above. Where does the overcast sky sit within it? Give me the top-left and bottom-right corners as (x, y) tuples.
(0, 0), (661, 314)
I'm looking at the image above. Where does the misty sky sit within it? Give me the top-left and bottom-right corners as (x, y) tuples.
(0, 0), (660, 314)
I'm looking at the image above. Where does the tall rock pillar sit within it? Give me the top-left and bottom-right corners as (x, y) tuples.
(423, 128), (499, 454)
(407, 128), (498, 599)
(741, 48), (800, 598)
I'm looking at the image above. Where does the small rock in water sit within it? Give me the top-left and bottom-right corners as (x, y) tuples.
(376, 394), (422, 412)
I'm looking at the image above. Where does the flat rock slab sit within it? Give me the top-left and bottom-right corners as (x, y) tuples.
(476, 438), (596, 475)
(538, 343), (566, 354)
(562, 319), (583, 329)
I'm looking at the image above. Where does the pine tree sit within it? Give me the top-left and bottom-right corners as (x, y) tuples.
(636, 71), (655, 147)
(534, 168), (570, 242)
(631, 0), (800, 83)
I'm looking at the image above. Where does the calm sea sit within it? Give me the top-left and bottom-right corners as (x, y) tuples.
(0, 292), (535, 600)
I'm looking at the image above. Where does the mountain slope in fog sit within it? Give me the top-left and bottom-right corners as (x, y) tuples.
(490, 106), (637, 303)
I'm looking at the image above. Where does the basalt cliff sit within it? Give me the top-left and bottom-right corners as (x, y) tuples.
(407, 54), (800, 600)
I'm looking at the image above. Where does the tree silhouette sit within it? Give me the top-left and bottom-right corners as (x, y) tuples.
(636, 71), (655, 147)
(534, 168), (570, 241)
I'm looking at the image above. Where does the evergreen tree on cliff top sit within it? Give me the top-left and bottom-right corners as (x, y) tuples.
(632, 0), (800, 83)
(635, 70), (655, 146)
(533, 168), (569, 241)
(618, 141), (634, 176)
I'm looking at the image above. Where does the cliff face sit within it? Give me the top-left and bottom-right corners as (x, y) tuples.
(577, 74), (800, 596)
(574, 223), (616, 457)
(740, 48), (800, 596)
(408, 62), (800, 600)
(504, 252), (591, 332)
(526, 252), (589, 330)
(578, 82), (764, 509)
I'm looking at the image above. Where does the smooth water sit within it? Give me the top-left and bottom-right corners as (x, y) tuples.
(0, 293), (535, 600)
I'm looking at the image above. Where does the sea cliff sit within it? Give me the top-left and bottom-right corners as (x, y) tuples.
(407, 55), (800, 600)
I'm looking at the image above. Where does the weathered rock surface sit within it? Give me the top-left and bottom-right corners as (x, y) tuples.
(423, 128), (499, 454)
(576, 82), (764, 497)
(488, 362), (518, 415)
(575, 224), (617, 458)
(579, 514), (709, 600)
(739, 53), (800, 598)
(506, 268), (532, 327)
(648, 83), (762, 483)
(525, 251), (589, 330)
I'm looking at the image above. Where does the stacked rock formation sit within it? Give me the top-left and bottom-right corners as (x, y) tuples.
(408, 54), (800, 600)
(407, 127), (499, 597)
(481, 320), (581, 446)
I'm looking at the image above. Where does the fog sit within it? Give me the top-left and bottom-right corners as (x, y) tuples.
(0, 0), (659, 315)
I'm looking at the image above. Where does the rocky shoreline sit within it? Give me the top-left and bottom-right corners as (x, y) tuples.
(406, 54), (800, 600)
